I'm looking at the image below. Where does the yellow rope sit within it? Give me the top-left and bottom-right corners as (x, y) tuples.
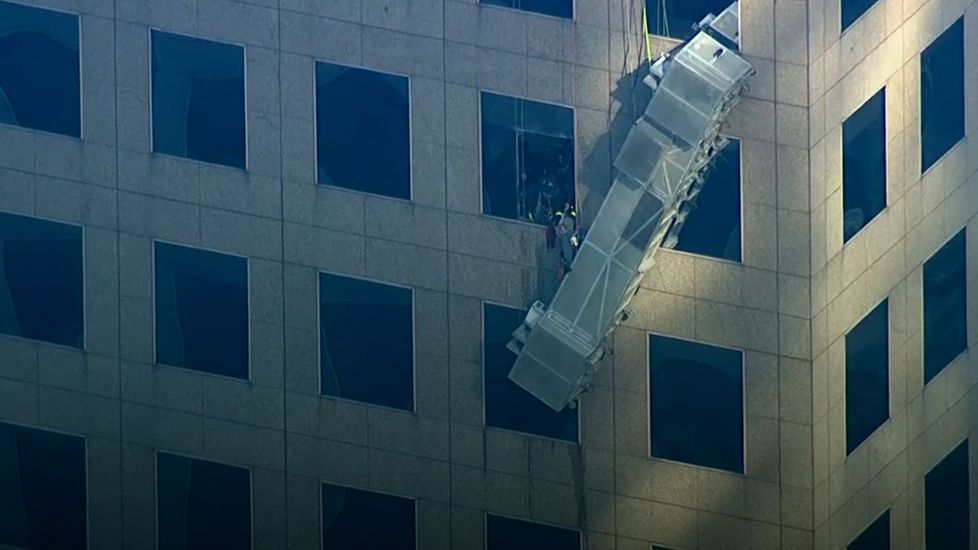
(641, 0), (653, 63)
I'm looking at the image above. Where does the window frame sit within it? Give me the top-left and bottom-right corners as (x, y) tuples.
(843, 296), (890, 455)
(319, 481), (418, 550)
(644, 0), (742, 41)
(919, 17), (966, 176)
(840, 0), (880, 34)
(483, 512), (583, 550)
(921, 225), (969, 384)
(923, 437), (971, 550)
(479, 0), (575, 21)
(846, 508), (890, 549)
(841, 86), (888, 244)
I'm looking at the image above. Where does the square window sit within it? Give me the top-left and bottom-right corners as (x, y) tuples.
(480, 0), (572, 19)
(154, 242), (249, 379)
(848, 510), (889, 550)
(0, 1), (79, 137)
(316, 62), (411, 200)
(320, 273), (414, 411)
(0, 422), (87, 550)
(842, 88), (886, 243)
(841, 0), (879, 32)
(486, 514), (580, 550)
(322, 484), (415, 549)
(925, 440), (970, 550)
(845, 299), (889, 454)
(481, 92), (575, 225)
(673, 138), (741, 262)
(0, 211), (83, 348)
(649, 335), (744, 473)
(151, 30), (246, 169)
(923, 229), (967, 383)
(483, 303), (579, 442)
(157, 452), (251, 550)
(645, 0), (733, 39)
(921, 18), (965, 172)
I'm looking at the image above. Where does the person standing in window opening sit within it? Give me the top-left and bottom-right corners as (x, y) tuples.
(547, 203), (579, 280)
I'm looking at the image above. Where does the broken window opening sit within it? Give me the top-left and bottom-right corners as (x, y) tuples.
(645, 0), (733, 40)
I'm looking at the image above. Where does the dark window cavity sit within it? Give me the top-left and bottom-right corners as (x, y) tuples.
(151, 31), (245, 169)
(645, 0), (733, 39)
(481, 92), (575, 225)
(480, 0), (572, 19)
(0, 1), (79, 137)
(842, 88), (886, 243)
(845, 299), (889, 454)
(674, 138), (741, 262)
(921, 18), (965, 172)
(925, 440), (970, 550)
(157, 452), (251, 550)
(486, 515), (580, 550)
(322, 484), (415, 550)
(320, 273), (414, 411)
(0, 423), (86, 550)
(842, 0), (879, 31)
(316, 62), (410, 200)
(154, 242), (249, 379)
(483, 303), (578, 442)
(848, 511), (889, 550)
(649, 335), (744, 473)
(924, 229), (967, 383)
(0, 211), (83, 348)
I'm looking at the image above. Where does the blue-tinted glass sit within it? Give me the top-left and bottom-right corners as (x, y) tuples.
(645, 0), (732, 39)
(921, 18), (965, 172)
(323, 484), (415, 550)
(152, 31), (245, 168)
(0, 211), (83, 348)
(483, 303), (578, 442)
(650, 335), (744, 473)
(925, 440), (970, 550)
(848, 511), (889, 550)
(481, 92), (575, 225)
(845, 300), (889, 454)
(674, 138), (741, 262)
(842, 88), (886, 243)
(480, 0), (572, 19)
(842, 0), (879, 31)
(157, 453), (251, 550)
(923, 230), (967, 383)
(0, 1), (79, 137)
(0, 423), (86, 550)
(316, 63), (410, 200)
(154, 242), (249, 379)
(486, 515), (579, 550)
(320, 273), (414, 411)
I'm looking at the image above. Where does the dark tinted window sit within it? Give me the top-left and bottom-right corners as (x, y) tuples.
(481, 0), (572, 19)
(845, 300), (888, 454)
(650, 335), (744, 473)
(481, 92), (575, 225)
(0, 1), (79, 137)
(322, 484), (415, 550)
(152, 31), (245, 168)
(646, 0), (732, 39)
(842, 0), (879, 31)
(848, 511), (889, 550)
(154, 242), (249, 379)
(157, 452), (251, 550)
(921, 18), (964, 172)
(486, 515), (579, 550)
(0, 211), (83, 348)
(320, 273), (413, 411)
(923, 229), (967, 383)
(483, 303), (578, 442)
(842, 88), (886, 243)
(674, 138), (741, 262)
(316, 63), (410, 200)
(0, 423), (86, 550)
(925, 440), (970, 550)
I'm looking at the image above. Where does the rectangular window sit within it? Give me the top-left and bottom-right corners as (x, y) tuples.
(157, 452), (251, 550)
(151, 30), (246, 169)
(649, 335), (744, 473)
(845, 299), (889, 454)
(320, 273), (414, 411)
(645, 0), (733, 39)
(480, 0), (572, 19)
(673, 138), (741, 262)
(0, 422), (86, 550)
(921, 18), (965, 172)
(0, 1), (80, 137)
(483, 303), (579, 442)
(486, 514), (580, 550)
(842, 0), (879, 32)
(316, 62), (411, 200)
(154, 242), (249, 379)
(925, 440), (970, 550)
(923, 229), (967, 383)
(481, 92), (575, 225)
(322, 484), (415, 549)
(848, 510), (889, 549)
(842, 88), (887, 243)
(0, 211), (84, 348)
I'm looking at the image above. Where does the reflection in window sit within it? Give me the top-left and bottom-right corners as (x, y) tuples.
(845, 299), (888, 454)
(0, 211), (83, 348)
(848, 510), (889, 550)
(481, 92), (575, 225)
(674, 138), (741, 262)
(151, 31), (245, 168)
(926, 440), (969, 550)
(486, 514), (580, 550)
(923, 229), (967, 383)
(0, 1), (79, 137)
(649, 335), (744, 473)
(483, 303), (578, 442)
(842, 88), (886, 243)
(322, 484), (415, 550)
(157, 452), (251, 550)
(645, 0), (732, 39)
(480, 0), (572, 19)
(842, 0), (879, 31)
(0, 423), (86, 550)
(320, 273), (413, 411)
(154, 242), (249, 379)
(316, 63), (410, 200)
(921, 18), (964, 172)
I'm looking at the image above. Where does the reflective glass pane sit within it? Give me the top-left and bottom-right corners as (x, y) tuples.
(845, 299), (888, 454)
(674, 138), (741, 262)
(842, 88), (886, 243)
(486, 515), (580, 550)
(480, 0), (572, 19)
(923, 229), (967, 383)
(842, 0), (879, 31)
(646, 0), (732, 39)
(925, 440), (969, 550)
(921, 18), (964, 172)
(848, 511), (889, 550)
(322, 484), (415, 550)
